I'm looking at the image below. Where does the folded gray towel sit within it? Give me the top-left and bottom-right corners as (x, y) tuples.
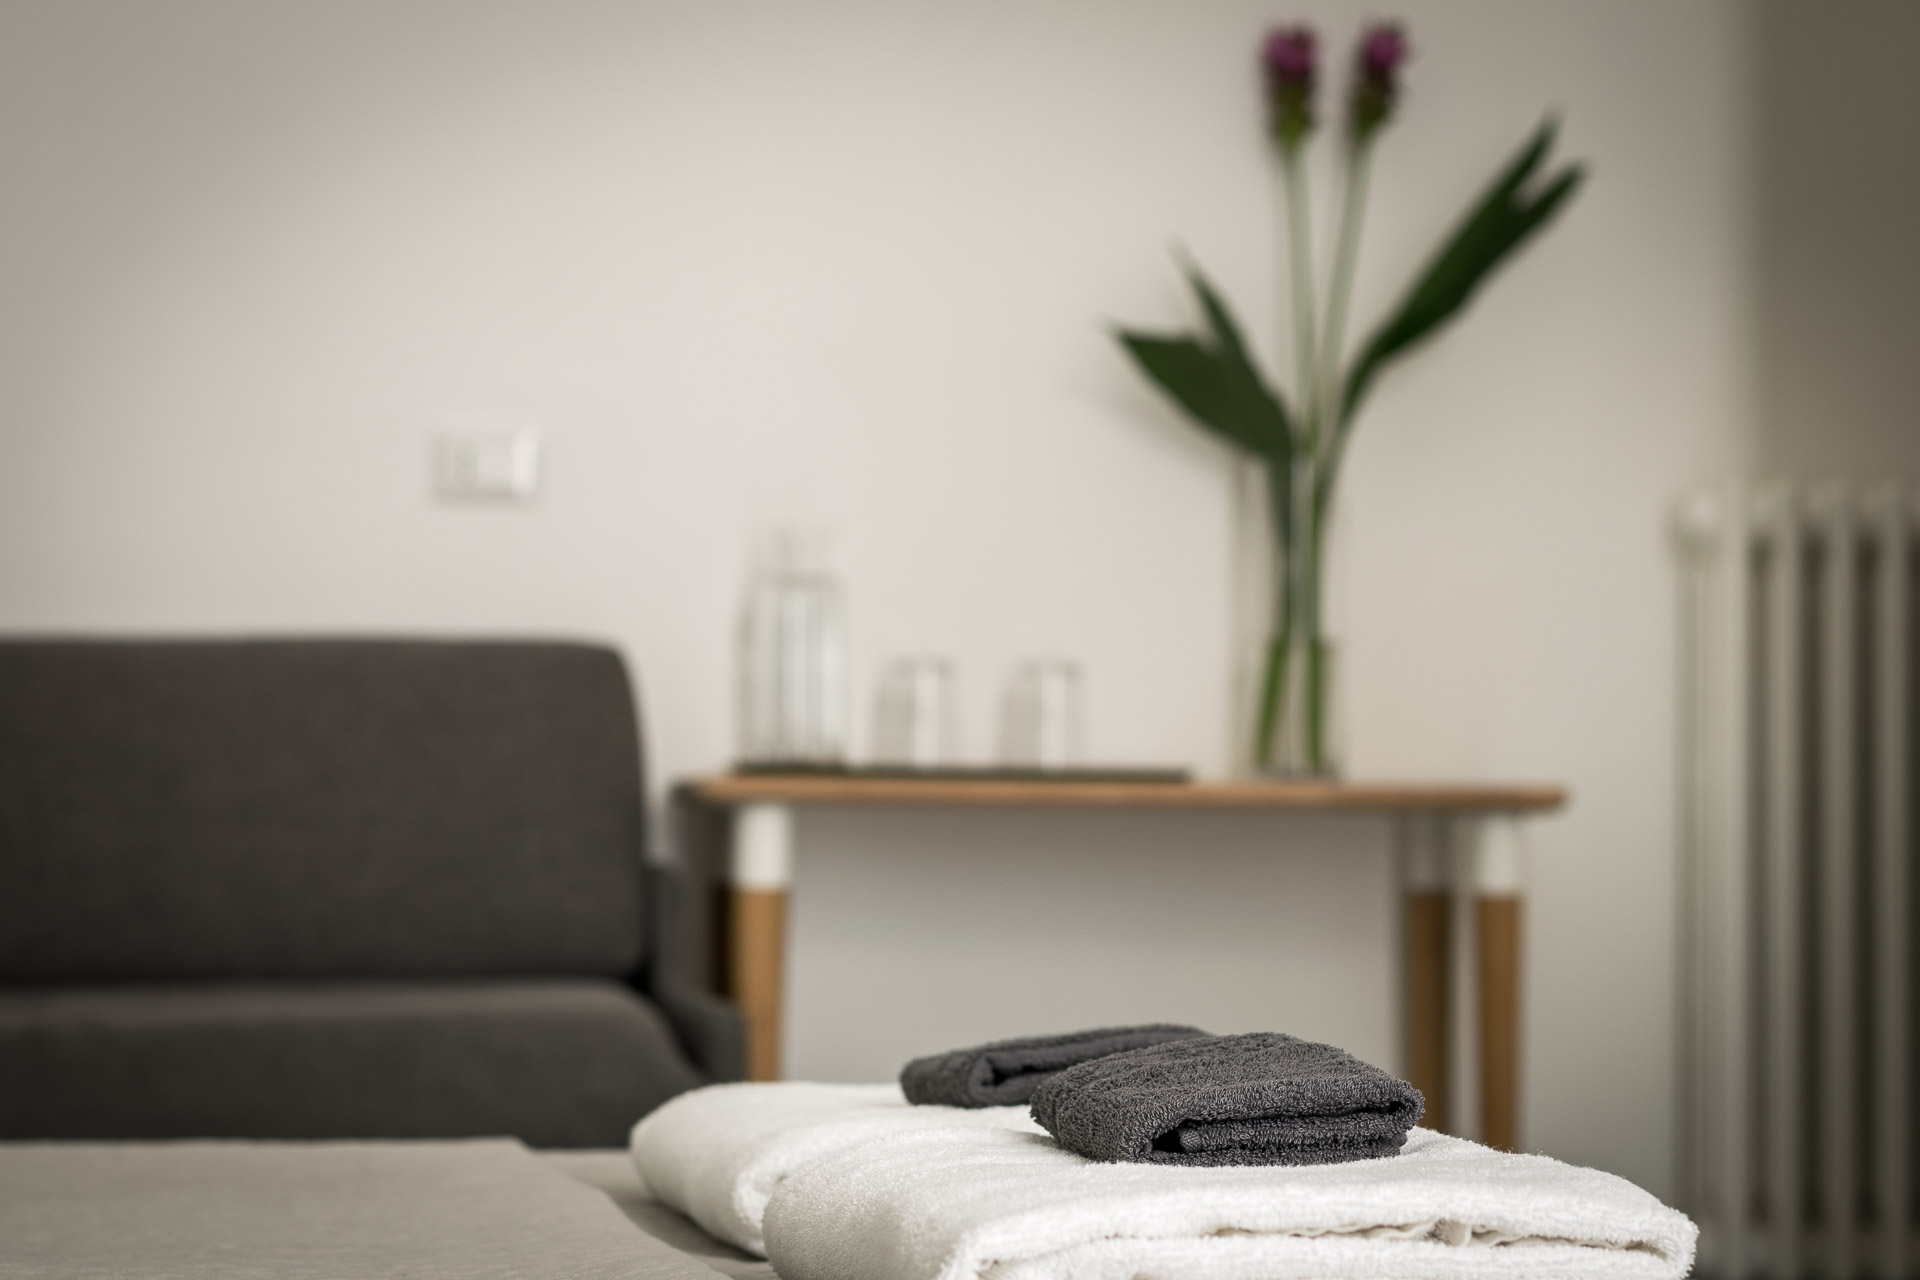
(900, 1024), (1209, 1107)
(1028, 1031), (1424, 1166)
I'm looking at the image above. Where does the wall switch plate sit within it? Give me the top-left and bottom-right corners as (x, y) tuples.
(433, 428), (540, 502)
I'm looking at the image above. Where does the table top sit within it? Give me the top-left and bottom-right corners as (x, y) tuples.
(680, 773), (1566, 813)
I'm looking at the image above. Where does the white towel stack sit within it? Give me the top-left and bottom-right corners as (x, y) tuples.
(760, 1124), (1699, 1280)
(628, 1081), (1043, 1256)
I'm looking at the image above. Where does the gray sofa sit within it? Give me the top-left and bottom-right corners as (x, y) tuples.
(0, 639), (741, 1147)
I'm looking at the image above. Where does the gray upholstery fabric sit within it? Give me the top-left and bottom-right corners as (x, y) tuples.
(0, 1140), (730, 1280)
(651, 980), (747, 1086)
(1028, 1031), (1424, 1166)
(0, 980), (704, 1148)
(0, 639), (648, 979)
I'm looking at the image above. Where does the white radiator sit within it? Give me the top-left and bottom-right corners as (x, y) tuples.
(1674, 483), (1915, 1280)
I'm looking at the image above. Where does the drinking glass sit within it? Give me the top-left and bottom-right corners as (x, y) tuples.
(999, 659), (1084, 770)
(873, 657), (960, 769)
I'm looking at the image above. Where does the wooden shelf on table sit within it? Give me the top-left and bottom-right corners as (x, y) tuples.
(680, 773), (1567, 814)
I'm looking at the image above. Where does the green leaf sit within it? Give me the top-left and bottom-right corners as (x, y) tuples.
(1339, 116), (1586, 428)
(1180, 255), (1255, 368)
(1113, 261), (1297, 566)
(1112, 261), (1294, 465)
(1182, 264), (1296, 469)
(1116, 333), (1273, 457)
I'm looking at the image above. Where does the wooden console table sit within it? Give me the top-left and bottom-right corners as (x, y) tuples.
(672, 775), (1566, 1151)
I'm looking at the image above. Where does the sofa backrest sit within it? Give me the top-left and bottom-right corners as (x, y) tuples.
(0, 639), (648, 980)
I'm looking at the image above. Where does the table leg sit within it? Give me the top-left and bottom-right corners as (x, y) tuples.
(720, 803), (793, 1082)
(1400, 815), (1452, 1135)
(1471, 816), (1527, 1151)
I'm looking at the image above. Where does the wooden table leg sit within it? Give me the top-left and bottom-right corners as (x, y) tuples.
(1477, 893), (1521, 1151)
(1400, 815), (1451, 1135)
(1472, 816), (1527, 1151)
(718, 802), (793, 1082)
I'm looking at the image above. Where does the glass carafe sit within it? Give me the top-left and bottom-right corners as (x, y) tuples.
(740, 533), (849, 767)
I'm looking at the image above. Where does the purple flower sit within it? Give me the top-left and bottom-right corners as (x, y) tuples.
(1261, 26), (1318, 147)
(1263, 26), (1317, 84)
(1359, 23), (1406, 80)
(1349, 22), (1408, 140)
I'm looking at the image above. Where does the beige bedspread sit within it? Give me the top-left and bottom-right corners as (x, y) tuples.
(0, 1139), (750, 1279)
(543, 1151), (777, 1280)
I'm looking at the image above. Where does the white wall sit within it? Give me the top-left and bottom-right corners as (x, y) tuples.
(786, 809), (1397, 1090)
(0, 0), (1754, 1197)
(1752, 0), (1920, 478)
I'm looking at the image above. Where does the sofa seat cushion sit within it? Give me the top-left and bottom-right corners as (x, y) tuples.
(0, 979), (703, 1148)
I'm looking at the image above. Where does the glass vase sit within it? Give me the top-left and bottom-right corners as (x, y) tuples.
(1233, 456), (1340, 778)
(1262, 631), (1340, 777)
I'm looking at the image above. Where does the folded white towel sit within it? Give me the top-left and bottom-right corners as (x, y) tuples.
(761, 1125), (1697, 1280)
(628, 1081), (1043, 1257)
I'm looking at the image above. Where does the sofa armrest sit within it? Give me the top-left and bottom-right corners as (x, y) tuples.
(650, 979), (746, 1083)
(640, 857), (745, 1082)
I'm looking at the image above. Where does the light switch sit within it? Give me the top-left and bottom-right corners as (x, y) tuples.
(433, 429), (540, 502)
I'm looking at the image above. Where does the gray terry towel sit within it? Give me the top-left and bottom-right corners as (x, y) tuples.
(1027, 1031), (1424, 1165)
(900, 1025), (1209, 1107)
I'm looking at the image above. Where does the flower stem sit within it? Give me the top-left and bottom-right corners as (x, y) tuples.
(1319, 134), (1373, 460)
(1254, 629), (1289, 769)
(1292, 451), (1323, 772)
(1280, 144), (1317, 454)
(1253, 457), (1294, 768)
(1271, 141), (1322, 773)
(1280, 137), (1373, 776)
